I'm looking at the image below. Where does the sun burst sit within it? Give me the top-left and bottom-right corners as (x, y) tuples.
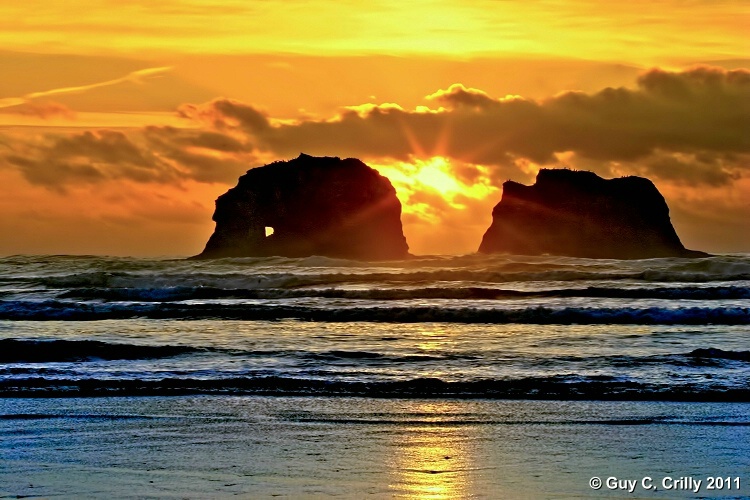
(414, 157), (462, 195)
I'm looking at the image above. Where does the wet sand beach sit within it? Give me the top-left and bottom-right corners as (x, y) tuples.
(2, 397), (748, 499)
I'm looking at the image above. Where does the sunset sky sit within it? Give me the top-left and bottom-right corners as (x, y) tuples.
(1, 0), (748, 256)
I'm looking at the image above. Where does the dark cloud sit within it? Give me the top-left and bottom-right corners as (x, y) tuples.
(52, 131), (158, 167)
(0, 127), (256, 189)
(2, 130), (174, 189)
(613, 151), (748, 187)
(2, 66), (747, 191)
(145, 126), (251, 153)
(143, 126), (256, 183)
(178, 99), (271, 134)
(6, 153), (106, 187)
(186, 66), (749, 185)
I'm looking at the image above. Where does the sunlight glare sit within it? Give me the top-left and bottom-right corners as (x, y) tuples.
(415, 158), (462, 195)
(373, 156), (498, 215)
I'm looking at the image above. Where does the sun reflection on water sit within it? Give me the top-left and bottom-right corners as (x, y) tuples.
(387, 402), (472, 499)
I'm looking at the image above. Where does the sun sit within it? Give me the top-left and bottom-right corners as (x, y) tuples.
(412, 156), (497, 203)
(372, 156), (498, 214)
(387, 156), (497, 204)
(414, 157), (462, 195)
(368, 155), (501, 255)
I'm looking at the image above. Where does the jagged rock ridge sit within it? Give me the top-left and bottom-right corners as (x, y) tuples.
(195, 154), (409, 260)
(479, 169), (707, 259)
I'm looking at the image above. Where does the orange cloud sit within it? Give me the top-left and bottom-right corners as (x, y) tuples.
(0, 66), (172, 111)
(0, 101), (76, 120)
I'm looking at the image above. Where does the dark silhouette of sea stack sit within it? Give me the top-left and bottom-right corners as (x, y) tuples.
(479, 169), (707, 259)
(194, 154), (409, 260)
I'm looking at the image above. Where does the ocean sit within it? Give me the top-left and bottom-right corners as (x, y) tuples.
(1, 253), (749, 498)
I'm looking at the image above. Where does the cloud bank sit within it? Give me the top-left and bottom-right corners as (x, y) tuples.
(1, 65), (748, 254)
(3, 66), (746, 188)
(180, 66), (749, 186)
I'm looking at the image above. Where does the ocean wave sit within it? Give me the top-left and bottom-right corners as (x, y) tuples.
(0, 344), (471, 365)
(0, 413), (156, 421)
(1, 375), (748, 401)
(1, 411), (747, 426)
(3, 341), (745, 367)
(3, 255), (750, 296)
(5, 257), (750, 291)
(305, 350), (477, 363)
(687, 348), (750, 362)
(552, 349), (750, 368)
(0, 339), (203, 363)
(31, 269), (750, 288)
(277, 415), (750, 426)
(0, 301), (747, 324)
(55, 285), (750, 302)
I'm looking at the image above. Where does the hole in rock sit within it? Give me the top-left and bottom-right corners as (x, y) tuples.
(264, 226), (275, 237)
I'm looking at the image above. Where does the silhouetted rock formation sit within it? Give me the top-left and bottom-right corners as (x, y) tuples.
(195, 154), (409, 260)
(479, 169), (707, 259)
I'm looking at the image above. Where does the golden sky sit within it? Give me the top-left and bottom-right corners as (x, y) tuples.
(0, 0), (748, 255)
(1, 0), (747, 62)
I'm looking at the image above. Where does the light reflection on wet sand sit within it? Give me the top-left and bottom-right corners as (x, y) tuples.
(387, 402), (472, 499)
(2, 397), (748, 499)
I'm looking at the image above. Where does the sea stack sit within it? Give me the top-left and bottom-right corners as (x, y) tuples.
(194, 154), (409, 260)
(478, 169), (707, 259)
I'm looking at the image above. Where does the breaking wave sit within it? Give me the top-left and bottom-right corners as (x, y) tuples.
(0, 339), (203, 362)
(2, 375), (748, 401)
(55, 285), (750, 302)
(6, 268), (750, 291)
(1, 301), (747, 324)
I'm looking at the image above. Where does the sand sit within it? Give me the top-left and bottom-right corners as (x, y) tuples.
(2, 396), (748, 499)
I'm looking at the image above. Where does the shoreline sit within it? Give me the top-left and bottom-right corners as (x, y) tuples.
(3, 396), (748, 499)
(3, 389), (750, 402)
